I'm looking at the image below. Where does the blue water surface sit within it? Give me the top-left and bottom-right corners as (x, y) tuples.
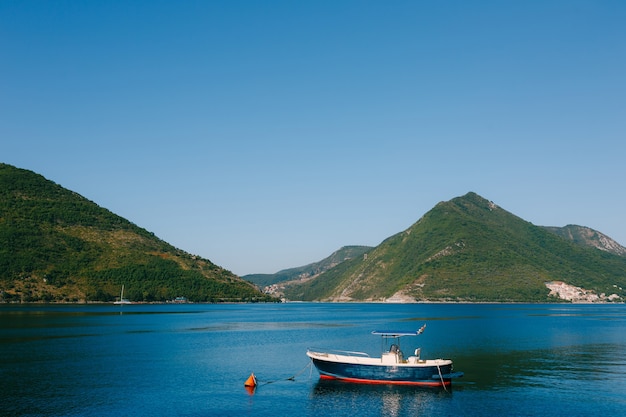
(1, 303), (625, 416)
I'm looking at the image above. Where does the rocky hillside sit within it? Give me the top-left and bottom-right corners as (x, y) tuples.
(244, 246), (372, 296)
(543, 225), (626, 257)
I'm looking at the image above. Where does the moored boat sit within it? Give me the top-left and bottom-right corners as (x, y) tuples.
(306, 325), (463, 387)
(113, 285), (132, 305)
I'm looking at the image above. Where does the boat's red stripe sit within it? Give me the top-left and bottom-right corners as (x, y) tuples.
(319, 374), (451, 387)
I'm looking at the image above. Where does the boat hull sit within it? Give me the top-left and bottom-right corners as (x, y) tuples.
(308, 353), (454, 387)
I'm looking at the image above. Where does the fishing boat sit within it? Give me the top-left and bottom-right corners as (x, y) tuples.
(306, 325), (463, 387)
(113, 285), (132, 305)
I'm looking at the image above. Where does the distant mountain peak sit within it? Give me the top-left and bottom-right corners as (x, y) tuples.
(283, 192), (626, 303)
(544, 224), (626, 257)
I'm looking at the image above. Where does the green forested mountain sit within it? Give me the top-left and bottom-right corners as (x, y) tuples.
(0, 163), (273, 303)
(6, 163), (623, 304)
(284, 192), (626, 302)
(243, 245), (373, 288)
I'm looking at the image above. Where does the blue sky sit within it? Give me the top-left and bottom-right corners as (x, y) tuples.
(2, 1), (625, 275)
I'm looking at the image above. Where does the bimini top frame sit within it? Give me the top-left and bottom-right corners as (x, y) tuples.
(372, 324), (426, 338)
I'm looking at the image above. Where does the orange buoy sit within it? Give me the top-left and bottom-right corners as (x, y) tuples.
(244, 373), (257, 387)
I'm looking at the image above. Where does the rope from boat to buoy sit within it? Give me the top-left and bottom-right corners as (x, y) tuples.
(244, 362), (312, 389)
(285, 361), (313, 382)
(436, 364), (449, 393)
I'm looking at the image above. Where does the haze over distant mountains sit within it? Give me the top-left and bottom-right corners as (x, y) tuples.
(244, 246), (372, 288)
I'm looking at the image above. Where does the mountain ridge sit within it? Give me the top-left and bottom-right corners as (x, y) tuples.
(282, 192), (626, 303)
(4, 162), (624, 304)
(0, 163), (273, 303)
(542, 224), (626, 256)
(243, 245), (373, 296)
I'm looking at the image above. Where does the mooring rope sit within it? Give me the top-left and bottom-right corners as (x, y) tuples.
(258, 362), (312, 386)
(436, 363), (449, 393)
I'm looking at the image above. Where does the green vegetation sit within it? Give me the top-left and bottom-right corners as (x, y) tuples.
(5, 163), (623, 304)
(285, 192), (626, 302)
(0, 163), (274, 303)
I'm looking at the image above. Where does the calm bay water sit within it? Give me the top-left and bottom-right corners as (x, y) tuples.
(1, 303), (625, 416)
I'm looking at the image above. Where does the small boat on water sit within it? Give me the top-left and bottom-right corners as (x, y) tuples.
(113, 285), (132, 305)
(306, 325), (463, 387)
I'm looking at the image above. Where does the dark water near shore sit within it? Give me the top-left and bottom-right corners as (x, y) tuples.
(1, 303), (625, 416)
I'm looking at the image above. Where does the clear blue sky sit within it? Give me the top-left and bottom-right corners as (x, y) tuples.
(2, 1), (625, 275)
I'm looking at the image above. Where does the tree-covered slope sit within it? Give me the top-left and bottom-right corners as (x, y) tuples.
(285, 192), (626, 302)
(0, 163), (273, 303)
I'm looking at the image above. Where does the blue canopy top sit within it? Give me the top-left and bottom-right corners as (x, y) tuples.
(372, 325), (426, 337)
(372, 330), (419, 337)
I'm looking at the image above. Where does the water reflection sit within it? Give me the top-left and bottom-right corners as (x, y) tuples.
(401, 316), (483, 322)
(455, 342), (626, 394)
(310, 380), (454, 417)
